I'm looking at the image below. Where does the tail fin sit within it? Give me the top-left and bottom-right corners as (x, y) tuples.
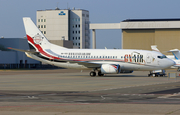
(23, 17), (66, 52)
(167, 49), (180, 60)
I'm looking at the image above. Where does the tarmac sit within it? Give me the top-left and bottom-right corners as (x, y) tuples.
(0, 69), (180, 115)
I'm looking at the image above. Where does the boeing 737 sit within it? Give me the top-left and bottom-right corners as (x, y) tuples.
(9, 17), (175, 76)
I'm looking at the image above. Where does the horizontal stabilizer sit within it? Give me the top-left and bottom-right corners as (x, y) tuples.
(8, 47), (39, 54)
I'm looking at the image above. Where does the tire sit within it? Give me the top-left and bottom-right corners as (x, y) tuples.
(90, 71), (96, 77)
(98, 71), (104, 76)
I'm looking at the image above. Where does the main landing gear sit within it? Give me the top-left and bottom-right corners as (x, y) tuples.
(90, 71), (96, 77)
(90, 69), (104, 77)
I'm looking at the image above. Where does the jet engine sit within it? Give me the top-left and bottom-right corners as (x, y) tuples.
(101, 64), (120, 74)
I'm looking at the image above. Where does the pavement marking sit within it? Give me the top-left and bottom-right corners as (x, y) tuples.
(88, 80), (180, 92)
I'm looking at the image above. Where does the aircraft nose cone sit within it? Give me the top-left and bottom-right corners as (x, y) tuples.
(168, 59), (175, 67)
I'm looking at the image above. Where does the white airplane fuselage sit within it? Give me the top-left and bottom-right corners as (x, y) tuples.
(26, 47), (174, 71)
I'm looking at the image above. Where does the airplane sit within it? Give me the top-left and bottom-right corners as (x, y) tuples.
(151, 45), (180, 71)
(8, 17), (175, 77)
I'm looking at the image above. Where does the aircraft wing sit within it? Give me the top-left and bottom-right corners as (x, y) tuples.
(151, 45), (160, 52)
(53, 58), (101, 68)
(67, 60), (101, 68)
(166, 49), (179, 53)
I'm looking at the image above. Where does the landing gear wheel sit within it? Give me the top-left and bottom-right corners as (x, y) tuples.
(90, 71), (96, 77)
(98, 71), (104, 76)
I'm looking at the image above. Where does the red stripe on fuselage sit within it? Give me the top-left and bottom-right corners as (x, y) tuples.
(27, 35), (60, 59)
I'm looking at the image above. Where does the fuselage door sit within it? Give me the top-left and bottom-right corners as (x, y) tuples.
(146, 53), (152, 64)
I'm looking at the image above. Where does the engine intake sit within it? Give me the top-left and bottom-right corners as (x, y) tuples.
(101, 64), (120, 74)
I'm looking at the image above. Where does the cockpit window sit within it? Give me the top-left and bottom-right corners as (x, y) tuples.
(157, 55), (167, 59)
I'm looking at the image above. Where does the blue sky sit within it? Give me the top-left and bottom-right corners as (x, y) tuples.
(0, 0), (180, 49)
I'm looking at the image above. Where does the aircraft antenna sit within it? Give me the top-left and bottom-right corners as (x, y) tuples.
(55, 2), (60, 10)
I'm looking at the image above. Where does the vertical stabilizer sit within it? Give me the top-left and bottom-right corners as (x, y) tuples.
(23, 17), (66, 52)
(168, 49), (180, 60)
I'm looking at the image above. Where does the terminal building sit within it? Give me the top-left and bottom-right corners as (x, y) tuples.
(37, 8), (90, 49)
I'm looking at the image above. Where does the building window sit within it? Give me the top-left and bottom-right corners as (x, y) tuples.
(76, 43), (77, 46)
(73, 31), (74, 34)
(79, 31), (80, 34)
(76, 25), (77, 28)
(44, 25), (46, 28)
(38, 25), (40, 28)
(76, 31), (77, 34)
(73, 25), (74, 28)
(82, 14), (85, 17)
(79, 37), (80, 40)
(44, 31), (46, 34)
(79, 43), (80, 46)
(79, 24), (80, 28)
(44, 19), (46, 22)
(78, 18), (80, 21)
(41, 19), (43, 22)
(38, 19), (40, 22)
(41, 25), (43, 28)
(76, 37), (77, 40)
(86, 14), (89, 17)
(73, 37), (74, 40)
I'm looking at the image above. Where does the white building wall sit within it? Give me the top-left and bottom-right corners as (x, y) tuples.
(69, 10), (81, 48)
(37, 10), (69, 41)
(37, 9), (90, 49)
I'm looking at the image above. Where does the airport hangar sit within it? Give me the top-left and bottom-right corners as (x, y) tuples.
(90, 18), (180, 55)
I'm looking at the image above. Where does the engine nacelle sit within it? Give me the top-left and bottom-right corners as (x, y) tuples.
(101, 64), (120, 74)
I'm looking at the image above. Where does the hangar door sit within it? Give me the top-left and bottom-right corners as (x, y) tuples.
(122, 29), (155, 50)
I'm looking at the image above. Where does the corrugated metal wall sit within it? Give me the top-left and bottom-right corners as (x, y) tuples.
(122, 29), (180, 55)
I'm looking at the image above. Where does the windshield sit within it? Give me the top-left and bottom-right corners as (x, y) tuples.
(157, 55), (167, 59)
